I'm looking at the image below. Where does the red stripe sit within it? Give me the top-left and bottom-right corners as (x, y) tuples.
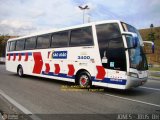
(13, 53), (16, 61)
(45, 63), (50, 73)
(18, 53), (21, 61)
(96, 66), (106, 80)
(67, 64), (75, 76)
(24, 53), (28, 61)
(32, 52), (43, 74)
(48, 52), (51, 58)
(54, 64), (60, 74)
(8, 54), (10, 61)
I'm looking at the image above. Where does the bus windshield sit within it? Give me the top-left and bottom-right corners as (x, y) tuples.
(122, 23), (148, 70)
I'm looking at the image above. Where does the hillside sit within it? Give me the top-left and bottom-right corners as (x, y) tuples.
(139, 27), (160, 65)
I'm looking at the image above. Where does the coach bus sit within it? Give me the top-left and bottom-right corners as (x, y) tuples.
(6, 20), (154, 89)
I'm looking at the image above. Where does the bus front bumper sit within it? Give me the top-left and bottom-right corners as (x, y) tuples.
(125, 76), (148, 89)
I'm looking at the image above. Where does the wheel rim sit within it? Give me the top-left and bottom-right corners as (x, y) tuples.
(79, 75), (89, 86)
(18, 68), (22, 76)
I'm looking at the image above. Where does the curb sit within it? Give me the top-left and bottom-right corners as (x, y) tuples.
(0, 114), (2, 120)
(148, 77), (160, 81)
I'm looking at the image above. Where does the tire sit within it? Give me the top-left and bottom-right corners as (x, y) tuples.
(17, 66), (24, 77)
(77, 71), (91, 88)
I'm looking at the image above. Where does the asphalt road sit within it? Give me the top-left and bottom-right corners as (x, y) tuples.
(0, 64), (160, 120)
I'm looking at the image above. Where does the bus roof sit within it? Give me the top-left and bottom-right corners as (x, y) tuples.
(8, 20), (121, 41)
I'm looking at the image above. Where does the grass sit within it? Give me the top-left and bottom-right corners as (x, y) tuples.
(149, 67), (160, 79)
(149, 67), (160, 71)
(150, 74), (160, 78)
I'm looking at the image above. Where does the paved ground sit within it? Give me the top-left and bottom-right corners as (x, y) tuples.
(0, 65), (160, 120)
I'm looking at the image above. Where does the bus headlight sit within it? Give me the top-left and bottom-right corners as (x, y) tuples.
(128, 72), (138, 78)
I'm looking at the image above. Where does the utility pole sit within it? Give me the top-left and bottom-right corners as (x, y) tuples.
(88, 15), (91, 23)
(150, 24), (154, 33)
(78, 5), (89, 24)
(150, 24), (155, 42)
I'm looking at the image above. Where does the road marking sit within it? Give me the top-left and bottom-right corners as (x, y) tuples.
(105, 93), (160, 108)
(140, 86), (160, 91)
(0, 89), (41, 120)
(0, 89), (32, 114)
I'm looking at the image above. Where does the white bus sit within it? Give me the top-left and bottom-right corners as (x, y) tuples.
(6, 20), (154, 89)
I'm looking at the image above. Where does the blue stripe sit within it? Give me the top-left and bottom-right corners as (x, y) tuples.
(7, 52), (32, 56)
(28, 52), (32, 56)
(41, 72), (126, 85)
(41, 71), (75, 79)
(8, 53), (13, 56)
(92, 77), (127, 85)
(21, 53), (25, 56)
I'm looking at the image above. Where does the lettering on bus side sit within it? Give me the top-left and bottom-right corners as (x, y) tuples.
(78, 56), (90, 59)
(52, 51), (67, 59)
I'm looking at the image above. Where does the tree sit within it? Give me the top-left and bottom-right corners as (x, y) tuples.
(148, 32), (155, 42)
(0, 34), (10, 57)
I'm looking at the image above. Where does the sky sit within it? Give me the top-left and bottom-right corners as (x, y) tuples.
(0, 0), (160, 36)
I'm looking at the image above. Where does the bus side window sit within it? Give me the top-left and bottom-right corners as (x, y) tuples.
(25, 37), (36, 50)
(7, 41), (11, 51)
(70, 27), (93, 47)
(10, 41), (16, 51)
(51, 31), (69, 48)
(15, 39), (25, 51)
(37, 34), (51, 49)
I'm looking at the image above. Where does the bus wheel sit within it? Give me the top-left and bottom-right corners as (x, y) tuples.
(78, 72), (91, 88)
(17, 66), (24, 77)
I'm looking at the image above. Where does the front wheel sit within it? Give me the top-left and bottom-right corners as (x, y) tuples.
(17, 66), (24, 77)
(77, 72), (91, 88)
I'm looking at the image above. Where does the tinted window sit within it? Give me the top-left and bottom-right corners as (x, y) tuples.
(16, 39), (25, 51)
(37, 34), (50, 49)
(96, 23), (121, 48)
(70, 27), (93, 46)
(107, 38), (126, 71)
(96, 23), (121, 59)
(25, 37), (36, 50)
(51, 31), (68, 47)
(10, 41), (16, 51)
(7, 41), (10, 51)
(96, 23), (126, 71)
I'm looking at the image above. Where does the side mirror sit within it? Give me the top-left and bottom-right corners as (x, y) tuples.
(143, 41), (155, 54)
(122, 32), (138, 49)
(152, 44), (154, 53)
(132, 35), (138, 48)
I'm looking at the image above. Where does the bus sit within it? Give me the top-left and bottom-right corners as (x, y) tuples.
(6, 20), (154, 89)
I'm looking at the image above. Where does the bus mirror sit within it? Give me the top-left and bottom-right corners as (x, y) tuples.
(122, 32), (138, 49)
(152, 44), (155, 53)
(132, 35), (138, 48)
(143, 41), (154, 54)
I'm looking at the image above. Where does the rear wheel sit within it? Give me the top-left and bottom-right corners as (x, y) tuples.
(77, 72), (91, 88)
(17, 66), (23, 77)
